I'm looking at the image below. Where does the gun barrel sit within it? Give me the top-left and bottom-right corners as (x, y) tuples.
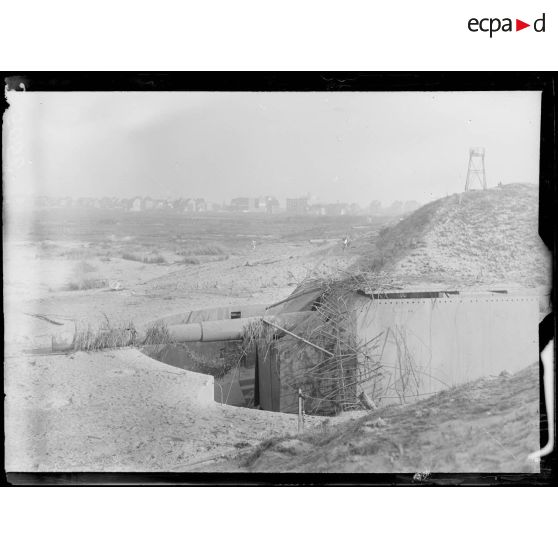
(140, 311), (313, 344)
(27, 311), (314, 353)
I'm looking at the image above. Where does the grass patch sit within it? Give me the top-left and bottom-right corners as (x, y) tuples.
(143, 254), (167, 264)
(73, 318), (172, 352)
(142, 320), (174, 345)
(180, 256), (201, 265)
(66, 278), (108, 291)
(121, 252), (167, 264)
(176, 242), (226, 256)
(121, 252), (143, 262)
(60, 249), (92, 260)
(179, 254), (229, 265)
(74, 316), (135, 351)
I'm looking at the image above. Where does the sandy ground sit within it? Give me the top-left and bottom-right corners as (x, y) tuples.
(5, 349), (333, 472)
(202, 364), (541, 474)
(4, 239), (358, 341)
(4, 234), (360, 471)
(7, 348), (538, 473)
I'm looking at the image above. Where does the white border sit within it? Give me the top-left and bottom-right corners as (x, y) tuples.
(0, 1), (556, 70)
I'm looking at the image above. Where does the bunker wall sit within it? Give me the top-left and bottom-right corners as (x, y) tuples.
(355, 294), (539, 405)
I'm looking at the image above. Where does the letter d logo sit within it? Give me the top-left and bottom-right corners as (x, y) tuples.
(534, 13), (546, 32)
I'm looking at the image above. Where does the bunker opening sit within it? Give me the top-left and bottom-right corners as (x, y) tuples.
(141, 304), (268, 409)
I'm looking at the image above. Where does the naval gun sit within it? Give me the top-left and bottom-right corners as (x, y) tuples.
(27, 311), (314, 354)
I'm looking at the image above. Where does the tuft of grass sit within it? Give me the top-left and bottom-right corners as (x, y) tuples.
(142, 320), (173, 345)
(73, 318), (175, 352)
(121, 252), (166, 264)
(176, 242), (226, 256)
(179, 254), (229, 264)
(59, 248), (93, 260)
(73, 316), (136, 351)
(121, 252), (143, 262)
(143, 254), (166, 264)
(66, 278), (108, 291)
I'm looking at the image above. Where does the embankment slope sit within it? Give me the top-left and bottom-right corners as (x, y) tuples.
(358, 183), (550, 290)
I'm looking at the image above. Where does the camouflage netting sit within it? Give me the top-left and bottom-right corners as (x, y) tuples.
(243, 272), (395, 414)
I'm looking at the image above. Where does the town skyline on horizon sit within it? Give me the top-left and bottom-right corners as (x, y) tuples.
(8, 192), (422, 218)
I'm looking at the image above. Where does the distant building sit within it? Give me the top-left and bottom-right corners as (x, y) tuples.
(265, 196), (280, 214)
(309, 204), (326, 216)
(152, 199), (172, 210)
(184, 198), (196, 212)
(231, 197), (250, 212)
(195, 198), (207, 212)
(30, 195), (271, 214)
(286, 197), (308, 215)
(324, 203), (348, 216)
(251, 197), (266, 212)
(130, 197), (143, 212)
(78, 197), (96, 209)
(229, 197), (265, 212)
(100, 197), (117, 209)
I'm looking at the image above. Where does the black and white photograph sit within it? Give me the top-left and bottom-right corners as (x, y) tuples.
(2, 0), (558, 554)
(2, 75), (555, 483)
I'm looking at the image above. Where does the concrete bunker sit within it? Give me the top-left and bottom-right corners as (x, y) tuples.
(140, 279), (540, 416)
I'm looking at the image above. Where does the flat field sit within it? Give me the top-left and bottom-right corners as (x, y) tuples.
(4, 208), (387, 331)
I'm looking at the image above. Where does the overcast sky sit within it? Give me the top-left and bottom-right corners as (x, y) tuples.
(4, 90), (541, 206)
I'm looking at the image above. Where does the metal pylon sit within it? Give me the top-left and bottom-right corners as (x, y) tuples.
(464, 147), (487, 191)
